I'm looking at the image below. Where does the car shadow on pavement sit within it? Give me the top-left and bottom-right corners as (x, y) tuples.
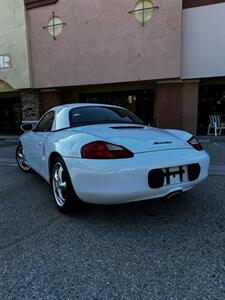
(29, 172), (212, 233)
(65, 191), (196, 226)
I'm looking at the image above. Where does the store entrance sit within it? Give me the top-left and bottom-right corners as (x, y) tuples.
(198, 85), (225, 135)
(0, 98), (22, 133)
(79, 90), (155, 125)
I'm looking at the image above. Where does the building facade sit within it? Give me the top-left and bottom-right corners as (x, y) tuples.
(1, 0), (225, 134)
(0, 0), (34, 133)
(26, 0), (184, 131)
(182, 0), (225, 134)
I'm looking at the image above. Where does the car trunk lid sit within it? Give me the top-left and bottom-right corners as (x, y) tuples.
(74, 124), (190, 153)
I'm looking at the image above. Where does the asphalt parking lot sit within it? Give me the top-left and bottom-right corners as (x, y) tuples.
(0, 140), (225, 299)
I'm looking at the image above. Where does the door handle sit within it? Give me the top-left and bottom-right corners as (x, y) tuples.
(38, 142), (43, 146)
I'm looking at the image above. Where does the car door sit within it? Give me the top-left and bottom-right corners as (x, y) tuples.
(25, 111), (55, 173)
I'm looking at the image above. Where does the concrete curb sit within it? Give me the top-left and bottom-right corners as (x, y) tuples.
(0, 158), (17, 167)
(209, 165), (225, 176)
(0, 135), (19, 142)
(198, 136), (225, 143)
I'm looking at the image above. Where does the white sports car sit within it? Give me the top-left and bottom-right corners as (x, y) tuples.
(17, 104), (209, 213)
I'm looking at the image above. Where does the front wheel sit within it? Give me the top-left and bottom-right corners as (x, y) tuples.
(16, 144), (31, 173)
(51, 157), (80, 213)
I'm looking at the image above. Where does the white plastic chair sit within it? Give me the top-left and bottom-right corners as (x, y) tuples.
(207, 115), (225, 136)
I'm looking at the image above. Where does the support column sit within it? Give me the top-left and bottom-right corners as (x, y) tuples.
(181, 81), (199, 135)
(41, 89), (61, 113)
(156, 80), (199, 135)
(21, 90), (42, 121)
(156, 81), (182, 129)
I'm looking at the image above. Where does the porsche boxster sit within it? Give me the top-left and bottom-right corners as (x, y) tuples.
(16, 104), (209, 212)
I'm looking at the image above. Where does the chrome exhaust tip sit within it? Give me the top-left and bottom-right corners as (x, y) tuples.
(166, 190), (184, 200)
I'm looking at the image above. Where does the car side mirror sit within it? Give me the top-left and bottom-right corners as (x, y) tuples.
(20, 123), (35, 132)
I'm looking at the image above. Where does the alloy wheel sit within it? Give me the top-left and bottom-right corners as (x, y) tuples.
(52, 162), (67, 207)
(17, 146), (30, 171)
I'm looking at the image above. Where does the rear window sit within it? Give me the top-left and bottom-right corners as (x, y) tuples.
(69, 106), (144, 127)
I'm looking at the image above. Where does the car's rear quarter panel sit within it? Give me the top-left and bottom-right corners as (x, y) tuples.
(64, 148), (209, 204)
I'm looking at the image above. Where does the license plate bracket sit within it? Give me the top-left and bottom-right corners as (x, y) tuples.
(164, 166), (185, 185)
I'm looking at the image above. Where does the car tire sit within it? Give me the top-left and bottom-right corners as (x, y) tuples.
(51, 157), (81, 213)
(16, 144), (32, 173)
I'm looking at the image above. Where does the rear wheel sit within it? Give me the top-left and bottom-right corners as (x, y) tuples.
(51, 157), (80, 213)
(16, 144), (31, 173)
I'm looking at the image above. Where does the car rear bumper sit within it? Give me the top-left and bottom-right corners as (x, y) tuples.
(64, 149), (209, 205)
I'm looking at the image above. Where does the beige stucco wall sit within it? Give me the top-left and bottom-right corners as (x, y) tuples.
(0, 0), (31, 91)
(28, 0), (182, 89)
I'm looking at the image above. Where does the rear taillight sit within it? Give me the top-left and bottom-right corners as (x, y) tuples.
(187, 136), (203, 151)
(81, 141), (134, 159)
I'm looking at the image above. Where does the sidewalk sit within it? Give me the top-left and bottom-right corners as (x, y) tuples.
(199, 136), (225, 175)
(198, 136), (225, 166)
(0, 135), (19, 141)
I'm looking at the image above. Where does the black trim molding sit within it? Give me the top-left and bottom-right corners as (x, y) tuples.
(183, 0), (225, 9)
(25, 0), (58, 9)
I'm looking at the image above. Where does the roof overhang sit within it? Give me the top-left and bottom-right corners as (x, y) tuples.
(25, 0), (58, 9)
(183, 0), (225, 9)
